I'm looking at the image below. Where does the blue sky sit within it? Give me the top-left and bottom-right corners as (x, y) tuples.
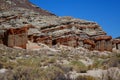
(29, 0), (120, 38)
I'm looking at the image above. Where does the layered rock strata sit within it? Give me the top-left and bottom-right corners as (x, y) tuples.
(0, 0), (118, 51)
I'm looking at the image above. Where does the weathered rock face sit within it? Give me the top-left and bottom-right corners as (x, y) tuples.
(0, 0), (115, 51)
(93, 35), (112, 51)
(0, 0), (55, 16)
(6, 27), (28, 49)
(112, 39), (120, 50)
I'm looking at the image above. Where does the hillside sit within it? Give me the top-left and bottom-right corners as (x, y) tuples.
(0, 1), (113, 51)
(0, 0), (120, 80)
(0, 0), (55, 16)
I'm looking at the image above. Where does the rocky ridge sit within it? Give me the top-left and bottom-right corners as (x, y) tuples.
(0, 0), (55, 16)
(0, 4), (114, 51)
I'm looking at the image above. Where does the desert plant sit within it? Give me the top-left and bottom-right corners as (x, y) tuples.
(16, 57), (42, 67)
(91, 59), (104, 69)
(60, 49), (69, 58)
(70, 60), (88, 73)
(107, 56), (120, 68)
(56, 64), (73, 73)
(75, 75), (96, 80)
(101, 68), (120, 80)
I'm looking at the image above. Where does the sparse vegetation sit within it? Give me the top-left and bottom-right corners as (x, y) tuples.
(0, 45), (120, 80)
(76, 75), (96, 80)
(91, 59), (104, 69)
(70, 60), (88, 73)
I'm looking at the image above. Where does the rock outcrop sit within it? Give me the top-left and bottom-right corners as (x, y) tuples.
(0, 0), (118, 51)
(0, 0), (55, 16)
(112, 39), (120, 50)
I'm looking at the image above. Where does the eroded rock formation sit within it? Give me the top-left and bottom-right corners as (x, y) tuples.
(112, 39), (120, 50)
(0, 0), (118, 51)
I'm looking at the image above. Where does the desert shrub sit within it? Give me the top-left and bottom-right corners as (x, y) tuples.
(60, 50), (69, 58)
(0, 56), (8, 63)
(71, 54), (81, 60)
(107, 56), (120, 68)
(56, 64), (72, 73)
(40, 56), (49, 62)
(91, 59), (104, 69)
(101, 68), (120, 80)
(4, 61), (17, 69)
(0, 61), (3, 68)
(46, 57), (57, 64)
(99, 54), (111, 59)
(12, 66), (42, 80)
(41, 57), (57, 66)
(0, 70), (14, 80)
(2, 65), (66, 80)
(0, 58), (17, 69)
(70, 60), (87, 73)
(75, 75), (96, 80)
(43, 66), (66, 80)
(16, 57), (42, 67)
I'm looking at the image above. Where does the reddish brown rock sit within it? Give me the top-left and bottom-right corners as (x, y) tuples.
(41, 25), (72, 33)
(94, 36), (112, 51)
(112, 39), (120, 50)
(0, 30), (5, 44)
(112, 39), (120, 44)
(34, 35), (52, 47)
(7, 27), (28, 35)
(55, 36), (78, 47)
(76, 25), (98, 30)
(6, 27), (28, 49)
(83, 39), (95, 46)
(94, 35), (112, 41)
(0, 14), (22, 23)
(83, 39), (95, 50)
(106, 40), (112, 51)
